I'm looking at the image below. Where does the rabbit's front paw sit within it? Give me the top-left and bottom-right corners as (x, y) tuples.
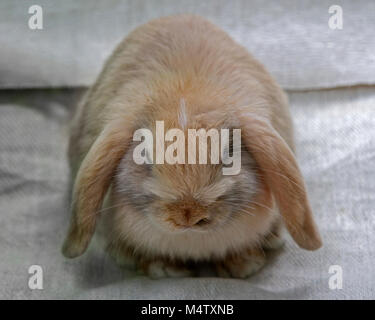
(215, 249), (266, 278)
(141, 260), (194, 279)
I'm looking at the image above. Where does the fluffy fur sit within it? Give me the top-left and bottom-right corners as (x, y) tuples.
(62, 14), (322, 278)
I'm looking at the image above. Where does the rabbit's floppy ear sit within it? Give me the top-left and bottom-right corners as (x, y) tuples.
(62, 119), (134, 258)
(239, 114), (322, 250)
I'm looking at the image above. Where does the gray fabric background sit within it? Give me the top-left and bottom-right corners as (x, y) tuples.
(1, 1), (374, 299)
(1, 0), (375, 90)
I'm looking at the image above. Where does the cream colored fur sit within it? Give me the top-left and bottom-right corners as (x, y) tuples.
(62, 14), (321, 278)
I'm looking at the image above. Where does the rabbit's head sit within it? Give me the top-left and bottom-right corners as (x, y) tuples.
(62, 95), (321, 258)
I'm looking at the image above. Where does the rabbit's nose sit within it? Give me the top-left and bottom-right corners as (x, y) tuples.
(172, 209), (211, 228)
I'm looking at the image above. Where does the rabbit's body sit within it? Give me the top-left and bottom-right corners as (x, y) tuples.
(63, 15), (321, 278)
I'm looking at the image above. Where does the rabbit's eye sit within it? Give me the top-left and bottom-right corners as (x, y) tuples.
(217, 194), (229, 201)
(143, 163), (153, 174)
(129, 193), (156, 210)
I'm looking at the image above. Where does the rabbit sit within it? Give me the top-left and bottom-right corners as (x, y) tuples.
(62, 14), (322, 279)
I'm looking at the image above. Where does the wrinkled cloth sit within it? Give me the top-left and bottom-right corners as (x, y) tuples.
(1, 0), (375, 90)
(0, 87), (374, 299)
